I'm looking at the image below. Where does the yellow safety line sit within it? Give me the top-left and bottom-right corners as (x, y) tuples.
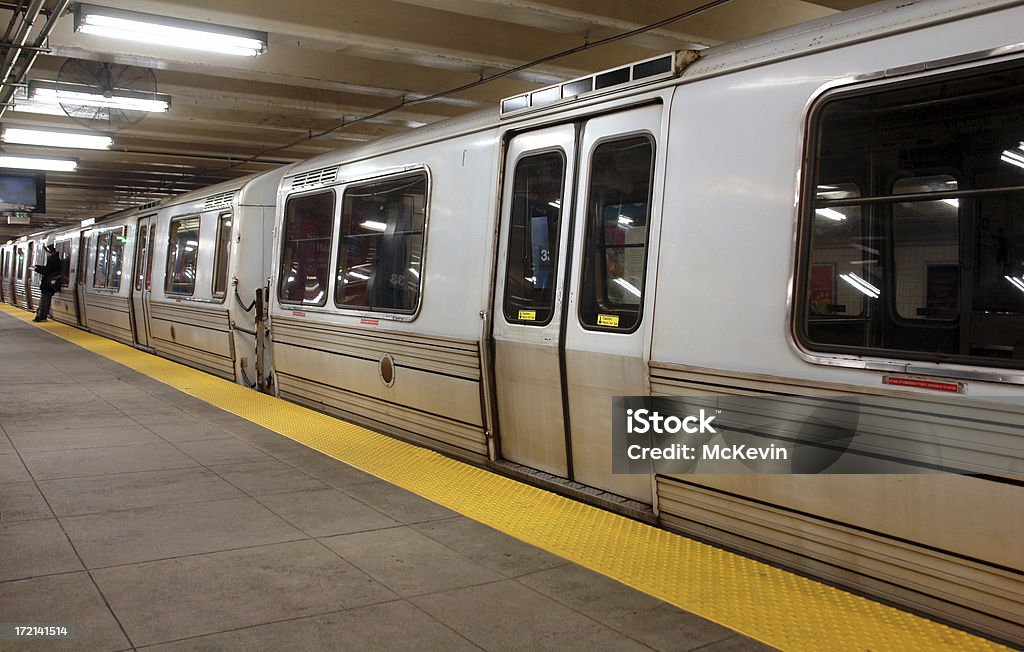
(2, 303), (1009, 652)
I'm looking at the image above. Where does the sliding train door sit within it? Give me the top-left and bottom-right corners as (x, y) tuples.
(130, 217), (154, 347)
(493, 105), (662, 502)
(493, 125), (577, 476)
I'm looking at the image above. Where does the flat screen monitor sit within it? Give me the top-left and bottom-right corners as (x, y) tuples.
(0, 170), (45, 213)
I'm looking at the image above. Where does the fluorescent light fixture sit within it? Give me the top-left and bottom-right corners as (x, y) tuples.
(80, 218), (96, 227)
(348, 271), (370, 280)
(548, 200), (561, 209)
(0, 154), (77, 171)
(74, 3), (267, 57)
(941, 198), (959, 208)
(360, 220), (387, 232)
(839, 272), (880, 299)
(1006, 275), (1024, 294)
(815, 207), (846, 221)
(2, 126), (112, 150)
(29, 80), (170, 113)
(617, 215), (633, 226)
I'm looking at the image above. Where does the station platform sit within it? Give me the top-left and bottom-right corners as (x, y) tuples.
(0, 305), (1009, 651)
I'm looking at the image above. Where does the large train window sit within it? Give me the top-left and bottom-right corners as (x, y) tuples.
(212, 213), (232, 300)
(92, 228), (125, 290)
(502, 151), (565, 325)
(165, 217), (199, 296)
(279, 190), (334, 306)
(335, 172), (427, 314)
(578, 135), (654, 332)
(800, 62), (1024, 368)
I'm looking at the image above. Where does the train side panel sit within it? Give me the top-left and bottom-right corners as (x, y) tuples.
(651, 5), (1024, 638)
(270, 130), (501, 458)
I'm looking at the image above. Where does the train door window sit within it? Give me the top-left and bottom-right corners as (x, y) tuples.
(165, 216), (200, 296)
(145, 225), (154, 290)
(279, 190), (334, 306)
(335, 172), (427, 313)
(800, 61), (1024, 367)
(502, 151), (565, 325)
(578, 135), (654, 332)
(107, 228), (125, 290)
(15, 247), (24, 279)
(212, 213), (232, 300)
(58, 240), (71, 288)
(93, 233), (109, 288)
(134, 226), (149, 291)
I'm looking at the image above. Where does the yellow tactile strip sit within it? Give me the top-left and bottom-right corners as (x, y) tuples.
(4, 304), (1008, 651)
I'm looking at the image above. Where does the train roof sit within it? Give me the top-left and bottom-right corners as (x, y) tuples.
(285, 0), (1019, 181)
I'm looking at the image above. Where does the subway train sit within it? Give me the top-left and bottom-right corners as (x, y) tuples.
(3, 0), (1022, 643)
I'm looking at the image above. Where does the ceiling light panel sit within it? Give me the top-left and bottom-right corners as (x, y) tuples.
(73, 4), (268, 57)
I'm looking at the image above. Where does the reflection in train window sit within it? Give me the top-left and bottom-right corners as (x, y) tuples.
(502, 151), (565, 325)
(578, 135), (654, 332)
(165, 217), (200, 296)
(93, 228), (126, 290)
(212, 213), (232, 299)
(58, 240), (71, 289)
(134, 226), (148, 292)
(279, 191), (334, 306)
(93, 232), (109, 288)
(802, 62), (1024, 366)
(335, 172), (427, 313)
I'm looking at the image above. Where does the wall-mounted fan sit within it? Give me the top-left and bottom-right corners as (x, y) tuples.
(55, 59), (161, 131)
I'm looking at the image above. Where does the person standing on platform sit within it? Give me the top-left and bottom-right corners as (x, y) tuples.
(33, 244), (61, 322)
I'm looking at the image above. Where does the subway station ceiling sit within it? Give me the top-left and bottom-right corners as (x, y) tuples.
(0, 0), (876, 241)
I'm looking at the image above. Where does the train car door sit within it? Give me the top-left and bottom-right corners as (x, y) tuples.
(130, 217), (154, 347)
(76, 231), (89, 328)
(493, 124), (577, 476)
(562, 106), (661, 502)
(493, 105), (662, 503)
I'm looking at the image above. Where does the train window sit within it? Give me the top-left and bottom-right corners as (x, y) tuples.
(212, 213), (232, 299)
(502, 151), (565, 326)
(93, 232), (109, 288)
(58, 240), (71, 288)
(107, 228), (124, 290)
(165, 216), (200, 296)
(93, 228), (126, 290)
(801, 62), (1024, 368)
(134, 226), (148, 292)
(335, 172), (427, 313)
(279, 191), (334, 306)
(578, 135), (654, 332)
(145, 225), (154, 290)
(15, 247), (24, 280)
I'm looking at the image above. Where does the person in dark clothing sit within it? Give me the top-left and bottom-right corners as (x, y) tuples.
(33, 244), (61, 322)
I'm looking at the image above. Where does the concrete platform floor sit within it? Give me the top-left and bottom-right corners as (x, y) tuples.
(0, 311), (773, 651)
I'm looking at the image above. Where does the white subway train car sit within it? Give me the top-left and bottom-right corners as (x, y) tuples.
(142, 168), (290, 386)
(4, 0), (1022, 643)
(262, 0), (1023, 641)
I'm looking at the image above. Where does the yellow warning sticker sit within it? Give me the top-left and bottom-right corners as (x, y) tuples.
(597, 314), (619, 327)
(518, 310), (537, 321)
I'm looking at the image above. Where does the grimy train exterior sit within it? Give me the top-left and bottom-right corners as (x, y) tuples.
(3, 0), (1022, 643)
